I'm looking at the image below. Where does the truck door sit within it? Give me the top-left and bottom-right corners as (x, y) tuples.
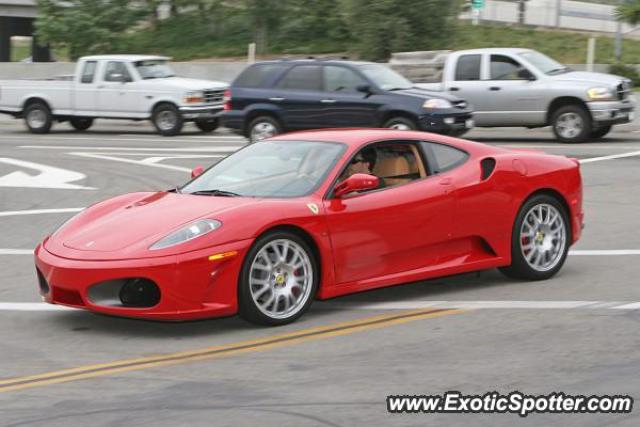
(73, 60), (99, 115)
(271, 65), (327, 130)
(96, 61), (137, 116)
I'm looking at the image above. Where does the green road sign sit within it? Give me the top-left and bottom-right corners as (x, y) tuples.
(472, 0), (485, 9)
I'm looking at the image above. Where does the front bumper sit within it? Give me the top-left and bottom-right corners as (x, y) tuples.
(588, 98), (635, 125)
(34, 239), (252, 321)
(218, 110), (245, 132)
(179, 104), (224, 120)
(418, 110), (475, 133)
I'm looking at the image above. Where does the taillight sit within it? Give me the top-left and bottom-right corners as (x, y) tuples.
(223, 89), (231, 111)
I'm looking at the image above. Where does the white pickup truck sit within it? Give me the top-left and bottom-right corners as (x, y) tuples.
(0, 55), (228, 136)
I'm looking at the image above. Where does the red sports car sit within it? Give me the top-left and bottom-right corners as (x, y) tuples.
(35, 129), (583, 325)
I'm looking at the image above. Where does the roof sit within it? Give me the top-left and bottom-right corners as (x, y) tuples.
(80, 54), (170, 62)
(252, 59), (375, 67)
(454, 48), (532, 55)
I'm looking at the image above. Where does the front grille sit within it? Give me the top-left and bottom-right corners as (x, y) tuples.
(617, 81), (632, 100)
(203, 89), (225, 104)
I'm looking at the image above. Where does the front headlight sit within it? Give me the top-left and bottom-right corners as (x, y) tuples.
(184, 91), (205, 104)
(423, 99), (453, 109)
(587, 87), (615, 101)
(149, 219), (221, 250)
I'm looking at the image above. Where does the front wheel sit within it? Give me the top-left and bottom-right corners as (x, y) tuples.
(383, 116), (417, 130)
(195, 118), (219, 133)
(551, 105), (592, 143)
(24, 102), (53, 134)
(500, 194), (571, 281)
(70, 118), (94, 131)
(152, 104), (184, 136)
(238, 232), (318, 326)
(247, 116), (281, 143)
(590, 125), (612, 139)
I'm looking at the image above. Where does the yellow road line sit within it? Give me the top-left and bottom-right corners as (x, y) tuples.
(0, 308), (463, 393)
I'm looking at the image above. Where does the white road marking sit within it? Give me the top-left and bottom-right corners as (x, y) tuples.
(613, 302), (640, 310)
(580, 150), (640, 164)
(0, 303), (73, 311)
(569, 249), (640, 256)
(493, 145), (640, 150)
(139, 154), (223, 164)
(70, 152), (191, 172)
(20, 145), (241, 152)
(0, 158), (95, 190)
(7, 136), (245, 144)
(0, 208), (84, 217)
(0, 249), (33, 255)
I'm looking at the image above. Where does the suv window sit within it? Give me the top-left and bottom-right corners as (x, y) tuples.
(277, 65), (322, 91)
(104, 62), (131, 82)
(80, 61), (97, 84)
(323, 65), (366, 92)
(421, 142), (468, 173)
(455, 54), (481, 81)
(490, 55), (529, 80)
(234, 63), (288, 88)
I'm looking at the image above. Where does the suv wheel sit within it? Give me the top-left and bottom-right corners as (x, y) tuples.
(24, 101), (53, 134)
(248, 116), (281, 143)
(551, 105), (592, 143)
(383, 116), (417, 131)
(152, 103), (184, 136)
(70, 118), (94, 131)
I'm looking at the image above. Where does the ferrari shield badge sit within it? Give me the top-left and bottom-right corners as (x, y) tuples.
(306, 203), (319, 215)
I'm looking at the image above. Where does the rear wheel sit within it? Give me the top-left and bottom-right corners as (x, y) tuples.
(551, 105), (592, 143)
(152, 103), (184, 136)
(248, 115), (281, 143)
(70, 118), (93, 131)
(590, 125), (612, 139)
(195, 118), (219, 133)
(238, 231), (318, 326)
(383, 116), (417, 130)
(500, 194), (570, 281)
(24, 101), (53, 134)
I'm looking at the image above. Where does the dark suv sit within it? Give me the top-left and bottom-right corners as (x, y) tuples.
(218, 59), (474, 142)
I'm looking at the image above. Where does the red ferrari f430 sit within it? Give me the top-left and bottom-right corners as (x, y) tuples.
(35, 129), (583, 325)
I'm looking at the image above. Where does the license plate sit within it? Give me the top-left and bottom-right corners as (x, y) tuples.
(465, 119), (475, 128)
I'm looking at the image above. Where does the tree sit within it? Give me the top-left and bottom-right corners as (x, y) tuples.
(243, 0), (284, 55)
(616, 0), (640, 25)
(35, 0), (149, 60)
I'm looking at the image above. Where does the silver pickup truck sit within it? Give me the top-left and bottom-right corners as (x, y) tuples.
(417, 48), (635, 142)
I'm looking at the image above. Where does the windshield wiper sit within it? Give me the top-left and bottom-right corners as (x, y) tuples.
(546, 67), (570, 75)
(189, 189), (241, 197)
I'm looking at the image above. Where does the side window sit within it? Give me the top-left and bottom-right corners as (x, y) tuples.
(490, 55), (530, 80)
(276, 65), (322, 91)
(323, 66), (366, 92)
(337, 142), (428, 194)
(80, 61), (97, 84)
(454, 54), (481, 81)
(104, 61), (131, 82)
(234, 64), (288, 88)
(421, 142), (468, 173)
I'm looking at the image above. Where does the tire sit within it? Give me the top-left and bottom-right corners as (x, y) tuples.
(24, 101), (53, 134)
(195, 118), (219, 133)
(383, 116), (417, 131)
(590, 125), (612, 139)
(551, 105), (592, 143)
(500, 194), (571, 281)
(70, 118), (93, 131)
(238, 231), (319, 326)
(152, 103), (184, 136)
(247, 115), (281, 143)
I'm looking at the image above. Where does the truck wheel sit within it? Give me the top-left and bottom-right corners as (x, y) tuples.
(70, 118), (94, 131)
(590, 125), (612, 140)
(152, 104), (184, 136)
(383, 116), (417, 131)
(551, 105), (592, 143)
(195, 118), (219, 133)
(24, 102), (53, 134)
(248, 116), (281, 143)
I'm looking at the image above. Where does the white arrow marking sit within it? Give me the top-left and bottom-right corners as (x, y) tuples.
(0, 158), (95, 190)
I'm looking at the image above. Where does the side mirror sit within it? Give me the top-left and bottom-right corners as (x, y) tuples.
(191, 165), (204, 179)
(334, 173), (379, 198)
(356, 84), (371, 94)
(518, 68), (535, 81)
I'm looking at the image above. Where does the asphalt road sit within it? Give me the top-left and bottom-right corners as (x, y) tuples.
(1, 118), (640, 426)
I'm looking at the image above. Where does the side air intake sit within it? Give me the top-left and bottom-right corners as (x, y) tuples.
(480, 158), (496, 181)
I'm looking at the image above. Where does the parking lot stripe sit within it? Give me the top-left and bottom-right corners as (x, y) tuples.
(0, 249), (32, 255)
(569, 249), (640, 255)
(0, 308), (461, 393)
(0, 208), (83, 217)
(19, 145), (241, 152)
(580, 150), (640, 164)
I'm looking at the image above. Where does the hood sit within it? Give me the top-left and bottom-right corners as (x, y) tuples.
(57, 192), (253, 254)
(549, 71), (629, 87)
(395, 87), (464, 103)
(146, 76), (228, 91)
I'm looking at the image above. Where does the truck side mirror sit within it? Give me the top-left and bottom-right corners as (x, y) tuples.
(356, 84), (371, 94)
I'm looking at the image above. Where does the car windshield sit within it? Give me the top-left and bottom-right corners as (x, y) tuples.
(518, 51), (569, 75)
(135, 60), (176, 79)
(180, 140), (346, 198)
(358, 64), (413, 90)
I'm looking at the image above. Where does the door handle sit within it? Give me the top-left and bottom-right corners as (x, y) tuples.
(269, 97), (285, 102)
(489, 87), (501, 91)
(320, 99), (337, 103)
(449, 87), (460, 92)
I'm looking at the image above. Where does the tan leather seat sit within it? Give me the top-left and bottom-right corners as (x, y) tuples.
(373, 155), (411, 186)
